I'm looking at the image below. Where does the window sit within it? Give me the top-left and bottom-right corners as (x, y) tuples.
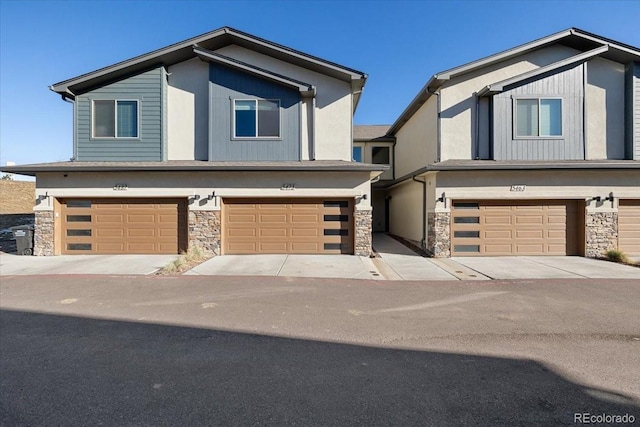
(515, 98), (562, 137)
(234, 99), (280, 138)
(93, 100), (139, 138)
(372, 146), (390, 165)
(352, 146), (363, 162)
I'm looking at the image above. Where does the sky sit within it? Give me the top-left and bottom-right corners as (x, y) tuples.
(1, 0), (639, 171)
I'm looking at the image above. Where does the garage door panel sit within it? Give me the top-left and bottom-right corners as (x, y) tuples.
(452, 200), (580, 256)
(228, 229), (257, 237)
(96, 214), (125, 223)
(259, 214), (288, 223)
(61, 198), (186, 254)
(223, 198), (353, 254)
(291, 229), (319, 237)
(619, 200), (640, 255)
(515, 230), (544, 239)
(128, 229), (155, 238)
(515, 216), (544, 225)
(291, 214), (321, 223)
(260, 229), (288, 237)
(291, 242), (321, 252)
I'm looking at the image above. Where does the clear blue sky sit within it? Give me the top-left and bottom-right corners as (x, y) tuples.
(1, 0), (639, 168)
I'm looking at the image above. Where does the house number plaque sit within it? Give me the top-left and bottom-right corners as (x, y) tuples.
(281, 183), (296, 190)
(113, 183), (129, 191)
(510, 185), (526, 192)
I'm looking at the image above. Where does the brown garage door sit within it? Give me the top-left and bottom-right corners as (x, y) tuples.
(451, 200), (581, 256)
(60, 198), (187, 254)
(619, 200), (640, 256)
(223, 198), (353, 254)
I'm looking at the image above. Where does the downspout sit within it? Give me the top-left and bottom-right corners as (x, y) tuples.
(311, 96), (317, 160)
(427, 88), (441, 162)
(412, 174), (427, 249)
(474, 93), (480, 160)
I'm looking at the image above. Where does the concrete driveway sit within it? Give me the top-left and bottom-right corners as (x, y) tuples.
(0, 253), (177, 275)
(186, 254), (382, 280)
(453, 255), (640, 280)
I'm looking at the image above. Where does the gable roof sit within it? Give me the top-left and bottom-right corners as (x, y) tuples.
(353, 125), (394, 142)
(388, 27), (640, 135)
(50, 26), (367, 103)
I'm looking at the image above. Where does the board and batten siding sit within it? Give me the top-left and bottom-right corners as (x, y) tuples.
(209, 62), (300, 161)
(492, 63), (584, 160)
(75, 67), (164, 161)
(626, 62), (640, 160)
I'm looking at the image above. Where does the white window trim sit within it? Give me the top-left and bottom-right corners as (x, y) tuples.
(91, 99), (140, 139)
(232, 99), (282, 140)
(512, 96), (564, 140)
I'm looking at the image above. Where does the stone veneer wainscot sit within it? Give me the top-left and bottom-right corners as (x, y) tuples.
(427, 212), (450, 258)
(33, 211), (54, 256)
(354, 209), (372, 257)
(585, 211), (618, 258)
(188, 210), (221, 255)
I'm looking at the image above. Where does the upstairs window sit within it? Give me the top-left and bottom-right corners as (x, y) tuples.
(234, 99), (280, 138)
(372, 146), (390, 165)
(515, 98), (562, 137)
(352, 145), (363, 162)
(93, 100), (139, 138)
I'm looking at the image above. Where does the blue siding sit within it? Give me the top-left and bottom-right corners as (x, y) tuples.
(75, 67), (163, 161)
(209, 62), (300, 161)
(492, 64), (584, 160)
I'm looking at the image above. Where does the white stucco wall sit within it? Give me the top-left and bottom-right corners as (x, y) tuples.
(167, 58), (210, 160)
(394, 96), (438, 178)
(33, 171), (373, 212)
(586, 57), (626, 159)
(434, 170), (640, 209)
(438, 45), (582, 161)
(216, 45), (353, 161)
(387, 179), (425, 243)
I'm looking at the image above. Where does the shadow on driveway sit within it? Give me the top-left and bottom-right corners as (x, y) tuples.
(1, 309), (637, 426)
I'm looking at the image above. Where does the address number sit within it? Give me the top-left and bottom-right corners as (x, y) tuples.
(113, 183), (128, 191)
(281, 183), (296, 191)
(510, 185), (526, 192)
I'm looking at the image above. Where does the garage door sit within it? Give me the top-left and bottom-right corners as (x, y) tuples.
(60, 198), (187, 254)
(619, 200), (640, 256)
(223, 198), (353, 254)
(451, 200), (581, 256)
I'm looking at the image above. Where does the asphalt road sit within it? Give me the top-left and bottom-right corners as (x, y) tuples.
(1, 275), (639, 426)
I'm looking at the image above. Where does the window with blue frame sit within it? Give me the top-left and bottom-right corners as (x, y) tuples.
(234, 99), (280, 138)
(93, 100), (138, 138)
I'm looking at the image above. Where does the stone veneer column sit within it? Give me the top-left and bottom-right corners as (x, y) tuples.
(427, 212), (451, 258)
(354, 209), (372, 257)
(33, 211), (54, 256)
(585, 211), (618, 258)
(188, 210), (221, 255)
